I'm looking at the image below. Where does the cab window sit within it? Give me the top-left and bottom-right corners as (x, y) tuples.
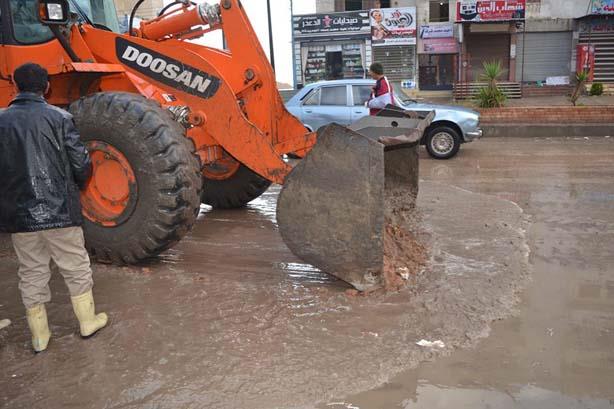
(73, 0), (120, 32)
(10, 0), (53, 44)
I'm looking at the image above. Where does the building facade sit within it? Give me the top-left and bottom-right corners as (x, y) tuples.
(115, 0), (164, 27)
(576, 2), (614, 83)
(294, 0), (418, 88)
(295, 0), (609, 94)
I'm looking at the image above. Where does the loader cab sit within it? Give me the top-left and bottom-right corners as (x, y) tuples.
(0, 0), (120, 46)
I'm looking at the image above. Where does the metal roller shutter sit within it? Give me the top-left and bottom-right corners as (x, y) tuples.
(515, 32), (573, 82)
(579, 32), (614, 83)
(372, 46), (416, 82)
(466, 33), (510, 82)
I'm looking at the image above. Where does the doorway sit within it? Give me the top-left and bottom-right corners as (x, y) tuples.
(326, 51), (343, 80)
(419, 54), (455, 90)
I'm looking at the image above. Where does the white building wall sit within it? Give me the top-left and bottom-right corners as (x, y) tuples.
(115, 0), (163, 19)
(527, 0), (591, 19)
(315, 0), (335, 12)
(314, 1), (592, 23)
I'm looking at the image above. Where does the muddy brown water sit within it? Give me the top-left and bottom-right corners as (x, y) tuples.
(0, 137), (612, 409)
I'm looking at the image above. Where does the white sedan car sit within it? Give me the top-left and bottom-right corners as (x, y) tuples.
(286, 79), (482, 159)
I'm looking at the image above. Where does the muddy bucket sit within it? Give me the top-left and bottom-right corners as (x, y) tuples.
(277, 112), (434, 291)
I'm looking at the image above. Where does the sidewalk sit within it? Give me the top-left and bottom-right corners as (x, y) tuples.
(426, 94), (614, 108)
(428, 95), (614, 138)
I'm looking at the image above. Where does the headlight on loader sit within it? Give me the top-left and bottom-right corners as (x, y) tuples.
(37, 0), (69, 25)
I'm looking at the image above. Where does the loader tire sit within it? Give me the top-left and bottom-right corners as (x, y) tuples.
(201, 165), (271, 209)
(69, 92), (202, 264)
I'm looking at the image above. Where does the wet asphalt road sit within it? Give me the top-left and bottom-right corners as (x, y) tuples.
(1, 137), (613, 408)
(324, 136), (614, 409)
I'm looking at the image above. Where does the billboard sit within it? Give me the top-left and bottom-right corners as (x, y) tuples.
(457, 1), (526, 22)
(370, 7), (417, 46)
(592, 0), (614, 14)
(293, 11), (370, 37)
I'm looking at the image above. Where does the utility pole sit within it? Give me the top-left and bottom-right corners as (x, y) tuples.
(290, 0), (297, 88)
(267, 0), (276, 71)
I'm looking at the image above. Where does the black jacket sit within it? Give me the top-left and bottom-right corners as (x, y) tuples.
(0, 93), (92, 233)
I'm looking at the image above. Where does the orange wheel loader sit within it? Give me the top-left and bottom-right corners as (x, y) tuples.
(0, 0), (431, 291)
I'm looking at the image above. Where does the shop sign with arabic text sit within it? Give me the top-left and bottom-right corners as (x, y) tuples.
(457, 0), (526, 22)
(293, 11), (370, 36)
(592, 0), (614, 14)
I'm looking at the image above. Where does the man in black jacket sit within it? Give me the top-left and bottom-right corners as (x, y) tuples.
(0, 63), (108, 352)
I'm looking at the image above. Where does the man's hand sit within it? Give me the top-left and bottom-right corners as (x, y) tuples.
(62, 115), (92, 190)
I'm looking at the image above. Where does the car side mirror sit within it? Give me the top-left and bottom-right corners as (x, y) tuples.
(37, 0), (70, 25)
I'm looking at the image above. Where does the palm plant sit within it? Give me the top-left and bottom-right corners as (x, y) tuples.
(570, 70), (589, 106)
(476, 60), (507, 108)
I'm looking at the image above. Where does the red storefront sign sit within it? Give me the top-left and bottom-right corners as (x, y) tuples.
(421, 38), (459, 54)
(457, 1), (526, 22)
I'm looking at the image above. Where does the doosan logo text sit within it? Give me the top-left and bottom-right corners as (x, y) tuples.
(121, 46), (213, 93)
(115, 38), (221, 99)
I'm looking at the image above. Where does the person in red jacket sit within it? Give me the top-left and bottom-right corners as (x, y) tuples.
(367, 62), (395, 115)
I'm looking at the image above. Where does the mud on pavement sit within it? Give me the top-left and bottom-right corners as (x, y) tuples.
(0, 180), (530, 409)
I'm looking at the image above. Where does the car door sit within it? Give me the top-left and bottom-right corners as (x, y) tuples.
(301, 85), (351, 130)
(350, 84), (373, 123)
(406, 101), (436, 119)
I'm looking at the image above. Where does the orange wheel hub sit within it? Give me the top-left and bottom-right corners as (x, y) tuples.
(202, 152), (241, 180)
(80, 141), (137, 227)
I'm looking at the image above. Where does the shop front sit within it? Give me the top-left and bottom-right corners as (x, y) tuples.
(369, 7), (417, 87)
(577, 1), (614, 83)
(418, 23), (458, 90)
(293, 11), (371, 87)
(457, 0), (526, 82)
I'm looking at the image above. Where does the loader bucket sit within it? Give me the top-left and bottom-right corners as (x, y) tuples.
(277, 112), (434, 291)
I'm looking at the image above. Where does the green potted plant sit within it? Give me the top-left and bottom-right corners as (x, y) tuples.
(476, 60), (507, 108)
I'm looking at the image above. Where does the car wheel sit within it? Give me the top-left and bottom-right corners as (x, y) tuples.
(425, 126), (461, 159)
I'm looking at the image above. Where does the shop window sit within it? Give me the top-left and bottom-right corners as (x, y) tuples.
(335, 0), (390, 12)
(345, 0), (362, 11)
(353, 85), (372, 106)
(429, 0), (449, 23)
(363, 0), (390, 9)
(321, 86), (347, 106)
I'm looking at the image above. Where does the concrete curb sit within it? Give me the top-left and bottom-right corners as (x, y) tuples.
(481, 124), (614, 138)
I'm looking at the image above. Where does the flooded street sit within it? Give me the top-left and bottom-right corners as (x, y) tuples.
(1, 137), (613, 409)
(324, 137), (614, 409)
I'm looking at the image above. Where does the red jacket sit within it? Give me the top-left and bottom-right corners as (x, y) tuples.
(369, 76), (394, 116)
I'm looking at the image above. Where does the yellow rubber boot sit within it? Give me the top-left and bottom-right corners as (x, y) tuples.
(26, 304), (51, 352)
(71, 290), (108, 337)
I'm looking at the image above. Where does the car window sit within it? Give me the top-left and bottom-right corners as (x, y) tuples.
(10, 0), (53, 44)
(303, 88), (320, 106)
(353, 85), (373, 106)
(320, 86), (347, 106)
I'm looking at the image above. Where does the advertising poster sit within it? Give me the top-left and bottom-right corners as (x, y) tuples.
(370, 7), (417, 46)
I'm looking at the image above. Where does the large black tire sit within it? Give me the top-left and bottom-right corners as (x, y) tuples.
(69, 92), (202, 264)
(201, 164), (271, 209)
(425, 125), (461, 160)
